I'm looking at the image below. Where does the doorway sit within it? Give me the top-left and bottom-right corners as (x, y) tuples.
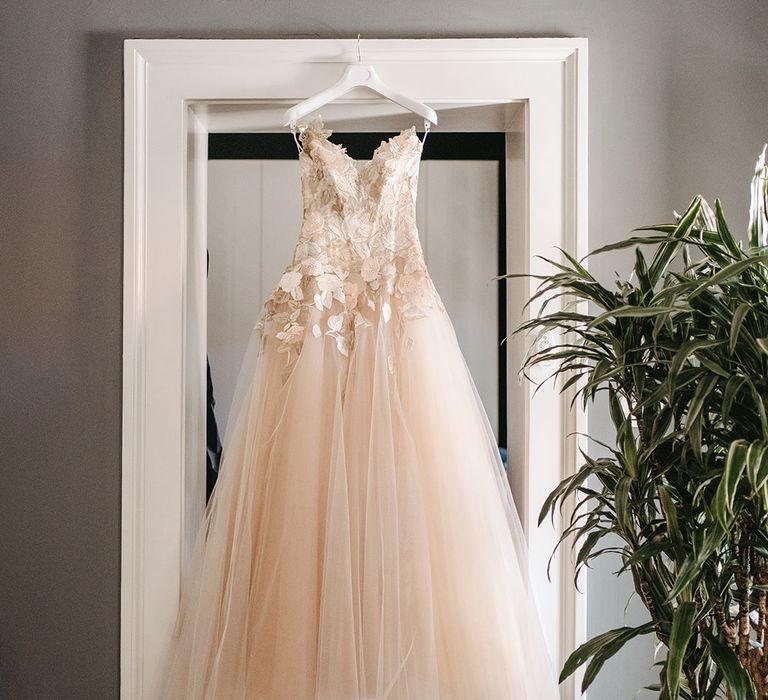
(121, 37), (588, 699)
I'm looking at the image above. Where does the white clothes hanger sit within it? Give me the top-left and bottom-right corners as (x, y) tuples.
(283, 34), (438, 136)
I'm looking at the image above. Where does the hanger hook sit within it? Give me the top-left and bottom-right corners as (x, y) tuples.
(357, 33), (362, 64)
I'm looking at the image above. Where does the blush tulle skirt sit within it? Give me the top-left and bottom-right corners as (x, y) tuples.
(159, 306), (561, 699)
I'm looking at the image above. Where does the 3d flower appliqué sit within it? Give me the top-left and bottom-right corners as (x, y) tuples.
(255, 116), (444, 373)
(279, 271), (304, 300)
(316, 273), (345, 308)
(361, 256), (380, 282)
(276, 322), (304, 346)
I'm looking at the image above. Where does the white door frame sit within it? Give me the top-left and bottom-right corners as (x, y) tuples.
(122, 37), (589, 700)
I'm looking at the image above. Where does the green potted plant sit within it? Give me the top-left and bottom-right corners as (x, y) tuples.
(514, 147), (768, 699)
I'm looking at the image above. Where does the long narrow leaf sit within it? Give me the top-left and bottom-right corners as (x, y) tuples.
(704, 632), (756, 700)
(666, 525), (725, 601)
(688, 253), (768, 299)
(648, 196), (702, 285)
(587, 305), (683, 329)
(665, 602), (697, 700)
(730, 303), (752, 354)
(558, 622), (656, 690)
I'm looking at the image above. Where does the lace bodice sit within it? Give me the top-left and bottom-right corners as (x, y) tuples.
(256, 116), (444, 367)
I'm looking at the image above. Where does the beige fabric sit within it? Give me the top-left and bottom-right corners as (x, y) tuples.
(160, 116), (561, 699)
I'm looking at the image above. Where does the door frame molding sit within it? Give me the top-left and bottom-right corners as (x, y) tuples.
(122, 37), (589, 699)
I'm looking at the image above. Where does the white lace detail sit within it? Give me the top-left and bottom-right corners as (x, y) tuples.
(256, 116), (444, 368)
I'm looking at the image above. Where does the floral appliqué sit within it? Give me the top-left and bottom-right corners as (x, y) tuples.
(255, 116), (444, 373)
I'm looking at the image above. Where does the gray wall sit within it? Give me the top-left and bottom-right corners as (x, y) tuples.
(1, 2), (766, 698)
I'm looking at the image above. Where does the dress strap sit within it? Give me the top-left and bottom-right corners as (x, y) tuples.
(289, 121), (304, 155)
(420, 118), (431, 147)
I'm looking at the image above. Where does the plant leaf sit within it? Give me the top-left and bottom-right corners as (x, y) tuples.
(704, 631), (756, 700)
(558, 622), (656, 691)
(688, 253), (768, 299)
(648, 196), (702, 285)
(666, 524), (725, 601)
(665, 602), (697, 700)
(713, 440), (749, 529)
(730, 303), (752, 354)
(587, 305), (683, 329)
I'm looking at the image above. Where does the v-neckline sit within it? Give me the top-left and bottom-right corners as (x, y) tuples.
(297, 117), (423, 182)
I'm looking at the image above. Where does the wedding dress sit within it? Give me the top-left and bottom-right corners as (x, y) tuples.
(160, 115), (561, 699)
